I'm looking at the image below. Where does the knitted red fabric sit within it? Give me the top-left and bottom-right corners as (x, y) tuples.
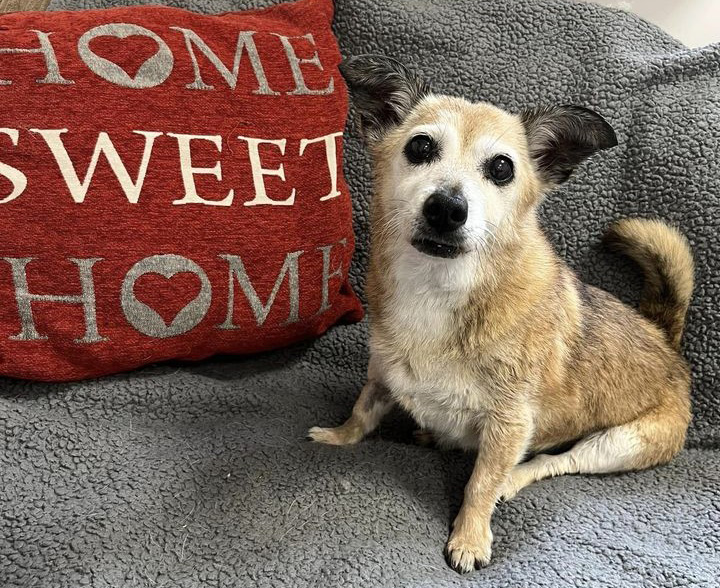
(0, 0), (363, 380)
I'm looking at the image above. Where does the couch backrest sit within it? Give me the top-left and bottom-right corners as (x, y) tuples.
(332, 0), (720, 448)
(47, 0), (720, 447)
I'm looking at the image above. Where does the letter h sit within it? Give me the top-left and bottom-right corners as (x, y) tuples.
(3, 258), (105, 343)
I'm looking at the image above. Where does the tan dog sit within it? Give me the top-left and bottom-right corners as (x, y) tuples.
(309, 55), (693, 573)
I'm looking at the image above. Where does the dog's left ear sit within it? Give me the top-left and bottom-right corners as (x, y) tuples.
(520, 105), (617, 185)
(340, 54), (430, 143)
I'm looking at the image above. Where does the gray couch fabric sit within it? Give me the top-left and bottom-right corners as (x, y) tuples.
(2, 0), (719, 586)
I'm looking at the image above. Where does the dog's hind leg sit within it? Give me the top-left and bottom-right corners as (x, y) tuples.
(498, 401), (689, 500)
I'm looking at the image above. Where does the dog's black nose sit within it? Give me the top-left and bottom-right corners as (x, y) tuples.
(422, 190), (468, 233)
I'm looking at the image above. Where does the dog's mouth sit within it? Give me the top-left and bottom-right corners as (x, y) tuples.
(410, 236), (464, 259)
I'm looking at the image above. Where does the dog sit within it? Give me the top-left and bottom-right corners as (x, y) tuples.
(309, 54), (693, 573)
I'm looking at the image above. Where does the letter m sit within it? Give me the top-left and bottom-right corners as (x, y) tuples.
(219, 251), (303, 328)
(171, 28), (278, 95)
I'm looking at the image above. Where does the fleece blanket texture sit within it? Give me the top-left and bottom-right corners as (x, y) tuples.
(2, 0), (719, 586)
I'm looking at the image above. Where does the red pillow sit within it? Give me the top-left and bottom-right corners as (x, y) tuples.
(0, 0), (363, 381)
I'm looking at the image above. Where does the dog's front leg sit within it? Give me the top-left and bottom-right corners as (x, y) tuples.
(308, 358), (393, 446)
(446, 411), (531, 573)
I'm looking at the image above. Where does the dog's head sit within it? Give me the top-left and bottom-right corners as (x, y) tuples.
(341, 54), (616, 265)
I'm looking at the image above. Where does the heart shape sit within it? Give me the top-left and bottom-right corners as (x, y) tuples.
(77, 23), (174, 88)
(133, 271), (203, 328)
(88, 34), (161, 80)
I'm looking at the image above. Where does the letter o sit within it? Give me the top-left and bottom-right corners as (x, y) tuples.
(78, 23), (174, 88)
(121, 254), (211, 338)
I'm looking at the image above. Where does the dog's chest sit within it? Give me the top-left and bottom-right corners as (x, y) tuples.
(379, 349), (490, 449)
(372, 262), (492, 448)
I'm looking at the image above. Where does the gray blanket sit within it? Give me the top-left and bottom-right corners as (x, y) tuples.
(2, 0), (719, 586)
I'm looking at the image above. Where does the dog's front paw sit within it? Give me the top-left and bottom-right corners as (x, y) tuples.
(307, 425), (362, 446)
(444, 524), (493, 573)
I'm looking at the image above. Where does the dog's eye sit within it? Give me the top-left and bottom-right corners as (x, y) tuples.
(404, 134), (438, 165)
(486, 155), (514, 185)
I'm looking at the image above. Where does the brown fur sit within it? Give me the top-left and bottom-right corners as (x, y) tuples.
(310, 93), (693, 573)
(604, 218), (694, 351)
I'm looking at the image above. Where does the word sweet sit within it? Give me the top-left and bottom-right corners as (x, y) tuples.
(0, 128), (342, 206)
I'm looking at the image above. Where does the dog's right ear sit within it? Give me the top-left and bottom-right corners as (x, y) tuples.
(340, 54), (430, 143)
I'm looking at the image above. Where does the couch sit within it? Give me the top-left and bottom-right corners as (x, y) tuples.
(2, 0), (718, 586)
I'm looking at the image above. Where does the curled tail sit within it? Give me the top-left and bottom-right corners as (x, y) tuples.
(604, 218), (694, 351)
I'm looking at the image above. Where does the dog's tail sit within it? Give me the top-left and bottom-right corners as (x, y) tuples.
(604, 218), (694, 351)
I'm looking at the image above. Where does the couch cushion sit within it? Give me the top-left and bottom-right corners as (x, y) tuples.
(1, 322), (718, 587)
